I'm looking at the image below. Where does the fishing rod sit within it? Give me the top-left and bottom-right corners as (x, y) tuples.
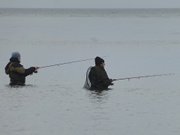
(38, 57), (94, 69)
(112, 73), (174, 82)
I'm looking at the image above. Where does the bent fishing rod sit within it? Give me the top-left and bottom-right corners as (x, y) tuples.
(112, 73), (174, 82)
(38, 57), (94, 69)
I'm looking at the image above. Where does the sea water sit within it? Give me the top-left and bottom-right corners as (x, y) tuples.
(0, 8), (180, 135)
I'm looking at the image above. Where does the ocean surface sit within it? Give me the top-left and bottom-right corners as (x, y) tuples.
(0, 8), (180, 135)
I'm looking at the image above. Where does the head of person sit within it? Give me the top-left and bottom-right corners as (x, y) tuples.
(11, 52), (21, 62)
(95, 56), (105, 67)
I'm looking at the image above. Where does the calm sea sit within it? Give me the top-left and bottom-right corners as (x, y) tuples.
(0, 8), (180, 17)
(0, 8), (180, 135)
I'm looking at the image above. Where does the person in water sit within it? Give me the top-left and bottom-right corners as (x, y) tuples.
(5, 52), (38, 86)
(84, 56), (113, 90)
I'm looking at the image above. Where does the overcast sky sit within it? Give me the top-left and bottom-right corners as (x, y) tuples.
(0, 0), (180, 8)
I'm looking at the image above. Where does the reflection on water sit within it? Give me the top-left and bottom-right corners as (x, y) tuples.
(86, 89), (111, 103)
(84, 89), (112, 134)
(5, 84), (37, 89)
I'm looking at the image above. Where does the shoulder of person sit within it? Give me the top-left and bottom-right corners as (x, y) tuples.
(11, 62), (24, 68)
(12, 62), (23, 68)
(90, 66), (97, 72)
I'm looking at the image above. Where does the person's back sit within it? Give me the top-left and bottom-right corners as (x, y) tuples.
(89, 65), (112, 90)
(5, 52), (37, 86)
(84, 56), (113, 90)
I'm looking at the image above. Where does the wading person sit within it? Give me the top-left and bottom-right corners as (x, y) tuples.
(5, 52), (38, 86)
(84, 56), (113, 90)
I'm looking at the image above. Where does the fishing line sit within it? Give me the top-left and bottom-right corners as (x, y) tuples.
(112, 73), (175, 82)
(38, 57), (94, 69)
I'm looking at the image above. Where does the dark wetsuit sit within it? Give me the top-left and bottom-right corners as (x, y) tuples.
(5, 57), (36, 86)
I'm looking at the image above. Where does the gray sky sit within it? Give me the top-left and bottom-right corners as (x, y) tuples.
(0, 0), (180, 8)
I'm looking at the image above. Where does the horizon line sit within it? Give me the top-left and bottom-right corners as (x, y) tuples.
(0, 7), (180, 9)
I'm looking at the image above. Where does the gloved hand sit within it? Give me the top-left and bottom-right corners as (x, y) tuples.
(29, 67), (39, 73)
(33, 67), (39, 73)
(109, 79), (114, 85)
